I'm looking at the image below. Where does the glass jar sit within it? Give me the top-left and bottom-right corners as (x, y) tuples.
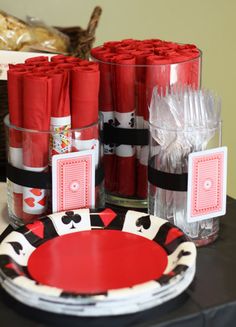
(4, 114), (104, 227)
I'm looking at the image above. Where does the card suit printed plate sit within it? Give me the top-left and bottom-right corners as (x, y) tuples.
(0, 208), (196, 316)
(1, 263), (196, 316)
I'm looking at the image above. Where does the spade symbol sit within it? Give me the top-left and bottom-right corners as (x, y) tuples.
(135, 215), (151, 232)
(8, 242), (24, 255)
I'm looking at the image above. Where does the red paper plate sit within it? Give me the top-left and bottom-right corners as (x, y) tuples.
(28, 229), (168, 293)
(0, 208), (196, 300)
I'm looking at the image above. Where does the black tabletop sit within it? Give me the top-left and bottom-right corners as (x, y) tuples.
(0, 197), (236, 327)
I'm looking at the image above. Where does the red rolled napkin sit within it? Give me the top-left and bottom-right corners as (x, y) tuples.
(115, 43), (136, 54)
(7, 67), (30, 218)
(103, 41), (121, 51)
(50, 54), (68, 63)
(22, 72), (52, 223)
(135, 55), (171, 199)
(9, 63), (31, 70)
(145, 55), (172, 105)
(78, 60), (99, 69)
(47, 69), (71, 160)
(70, 63), (100, 160)
(177, 47), (201, 88)
(70, 64), (100, 207)
(71, 64), (99, 130)
(90, 46), (111, 60)
(98, 52), (117, 193)
(131, 50), (153, 199)
(114, 53), (136, 197)
(55, 63), (77, 82)
(34, 62), (58, 70)
(25, 56), (49, 64)
(169, 52), (191, 88)
(137, 43), (154, 52)
(65, 56), (82, 64)
(55, 63), (77, 103)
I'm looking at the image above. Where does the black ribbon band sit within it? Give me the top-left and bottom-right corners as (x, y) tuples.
(7, 163), (104, 189)
(148, 165), (188, 192)
(103, 123), (149, 146)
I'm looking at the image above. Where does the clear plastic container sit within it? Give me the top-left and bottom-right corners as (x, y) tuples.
(148, 121), (222, 246)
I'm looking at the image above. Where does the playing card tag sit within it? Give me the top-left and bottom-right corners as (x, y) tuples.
(187, 147), (227, 223)
(52, 150), (95, 213)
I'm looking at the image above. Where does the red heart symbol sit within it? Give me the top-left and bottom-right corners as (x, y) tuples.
(38, 196), (47, 206)
(98, 208), (117, 227)
(24, 197), (35, 207)
(27, 220), (44, 238)
(30, 189), (42, 197)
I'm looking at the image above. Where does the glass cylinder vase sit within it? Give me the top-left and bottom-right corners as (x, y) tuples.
(148, 120), (222, 246)
(91, 42), (202, 208)
(4, 114), (104, 227)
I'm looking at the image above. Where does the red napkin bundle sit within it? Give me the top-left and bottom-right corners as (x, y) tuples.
(131, 50), (153, 199)
(71, 64), (99, 129)
(7, 67), (30, 218)
(70, 63), (100, 203)
(178, 47), (201, 88)
(90, 46), (111, 60)
(8, 69), (26, 146)
(47, 69), (71, 158)
(6, 54), (102, 224)
(50, 54), (68, 63)
(113, 53), (136, 196)
(91, 39), (201, 200)
(145, 55), (172, 105)
(25, 56), (49, 65)
(69, 63), (100, 181)
(22, 72), (52, 222)
(95, 52), (117, 192)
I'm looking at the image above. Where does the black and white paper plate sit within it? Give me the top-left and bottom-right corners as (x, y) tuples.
(0, 208), (196, 316)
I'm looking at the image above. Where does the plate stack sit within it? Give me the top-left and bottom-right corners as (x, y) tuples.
(0, 208), (196, 316)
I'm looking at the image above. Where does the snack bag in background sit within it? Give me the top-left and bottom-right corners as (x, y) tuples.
(26, 15), (69, 53)
(0, 10), (69, 53)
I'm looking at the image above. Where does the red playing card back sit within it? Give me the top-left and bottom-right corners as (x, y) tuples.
(52, 151), (95, 212)
(187, 147), (227, 222)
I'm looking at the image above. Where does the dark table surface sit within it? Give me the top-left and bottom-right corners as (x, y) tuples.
(0, 195), (235, 327)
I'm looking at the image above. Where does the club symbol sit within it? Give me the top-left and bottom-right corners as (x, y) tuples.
(108, 118), (114, 126)
(135, 215), (151, 232)
(61, 211), (82, 229)
(108, 146), (114, 153)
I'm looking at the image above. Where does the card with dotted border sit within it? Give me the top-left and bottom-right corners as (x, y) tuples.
(52, 150), (95, 213)
(187, 147), (227, 223)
